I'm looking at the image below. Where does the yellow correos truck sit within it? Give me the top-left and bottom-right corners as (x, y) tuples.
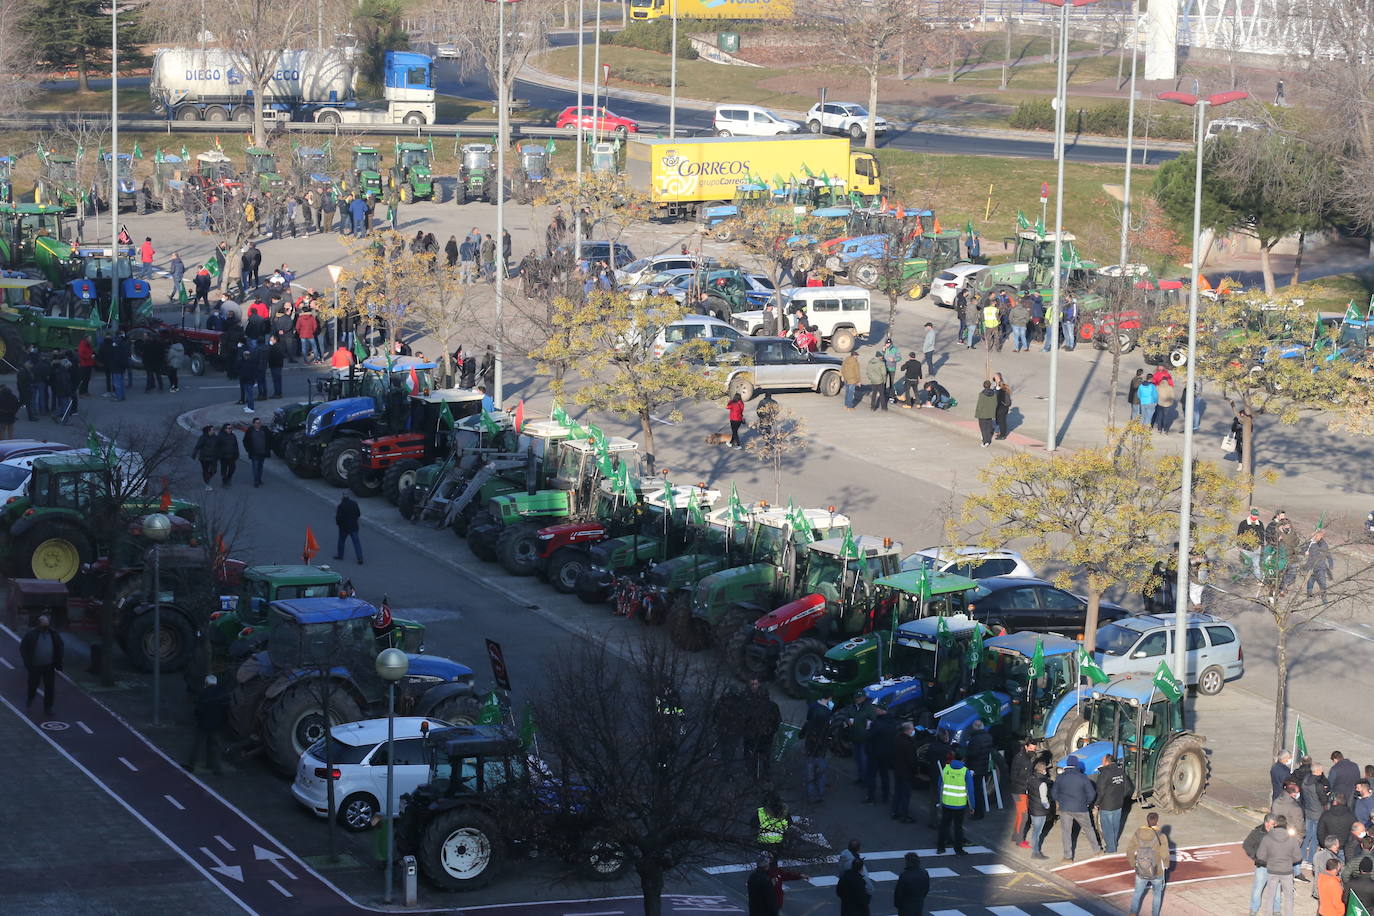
(625, 135), (880, 218)
(629, 0), (793, 21)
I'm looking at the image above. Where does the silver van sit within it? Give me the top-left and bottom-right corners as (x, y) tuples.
(1092, 613), (1243, 695)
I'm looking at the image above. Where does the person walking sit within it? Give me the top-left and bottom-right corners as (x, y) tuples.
(1027, 758), (1053, 859)
(445, 235), (460, 268)
(893, 852), (929, 916)
(975, 380), (998, 447)
(898, 352), (923, 407)
(741, 677), (781, 781)
(841, 350), (862, 409)
(726, 393), (746, 449)
(139, 236), (156, 279)
(215, 423), (240, 488)
(801, 695), (833, 804)
(961, 294), (980, 348)
(1009, 737), (1039, 847)
(296, 309), (322, 363)
(981, 298), (1001, 351)
(243, 417), (271, 487)
(865, 350), (889, 410)
(1238, 508), (1266, 583)
(1258, 814), (1303, 916)
(936, 752), (974, 855)
(1305, 530), (1334, 599)
(1124, 812), (1169, 916)
(0, 383), (17, 439)
(864, 705), (896, 806)
(192, 424), (218, 489)
(1127, 368), (1144, 419)
(480, 234), (497, 282)
(234, 345), (257, 413)
(1054, 755), (1102, 862)
(1245, 815), (1282, 916)
(192, 267), (212, 311)
(184, 674), (229, 775)
(265, 334), (285, 399)
(892, 720), (918, 823)
(921, 322), (938, 375)
(993, 372), (1012, 440)
(1095, 753), (1134, 853)
(335, 493), (364, 564)
(1155, 372), (1177, 433)
(167, 251), (186, 303)
(836, 856), (872, 916)
(1009, 297), (1030, 351)
(1136, 376), (1158, 427)
(20, 614), (64, 717)
(241, 242), (261, 291)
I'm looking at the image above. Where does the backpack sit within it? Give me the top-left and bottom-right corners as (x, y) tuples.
(1133, 839), (1161, 879)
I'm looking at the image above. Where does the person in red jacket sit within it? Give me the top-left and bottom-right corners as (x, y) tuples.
(330, 345), (354, 369)
(726, 393), (746, 449)
(295, 310), (321, 363)
(76, 336), (96, 395)
(139, 237), (155, 279)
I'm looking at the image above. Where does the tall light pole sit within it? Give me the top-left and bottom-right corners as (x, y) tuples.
(376, 647), (409, 903)
(110, 0), (120, 327)
(592, 0), (603, 147)
(1118, 0), (1140, 270)
(487, 0), (519, 406)
(669, 0), (678, 137)
(1156, 88), (1248, 683)
(142, 513), (172, 725)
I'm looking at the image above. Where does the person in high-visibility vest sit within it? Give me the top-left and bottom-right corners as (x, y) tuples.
(936, 751), (976, 855)
(981, 301), (1001, 351)
(755, 795), (790, 849)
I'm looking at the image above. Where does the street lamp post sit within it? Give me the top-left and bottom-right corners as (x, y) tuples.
(487, 0), (520, 406)
(1118, 0), (1141, 270)
(1038, 0), (1099, 451)
(376, 647), (410, 903)
(142, 513), (173, 725)
(110, 1), (120, 328)
(669, 0), (678, 137)
(1156, 88), (1248, 683)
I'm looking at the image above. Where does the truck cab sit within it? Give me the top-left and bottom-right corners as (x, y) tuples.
(382, 51), (436, 126)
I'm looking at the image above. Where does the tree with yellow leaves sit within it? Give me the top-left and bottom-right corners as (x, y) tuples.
(956, 423), (1241, 651)
(530, 290), (723, 470)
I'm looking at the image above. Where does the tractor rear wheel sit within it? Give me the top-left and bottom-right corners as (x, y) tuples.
(724, 622), (760, 681)
(284, 433), (321, 478)
(262, 680), (365, 775)
(851, 258), (882, 288)
(1048, 708), (1090, 761)
(428, 692), (481, 725)
(122, 610), (194, 673)
(668, 591), (709, 651)
(397, 484), (419, 520)
(777, 637), (828, 698)
(496, 522), (541, 576)
(13, 521), (94, 585)
(382, 459), (422, 504)
(1152, 735), (1210, 812)
(347, 464), (384, 498)
(419, 807), (505, 890)
(547, 548), (588, 594)
(321, 438), (363, 487)
(466, 519), (500, 562)
(227, 676), (272, 739)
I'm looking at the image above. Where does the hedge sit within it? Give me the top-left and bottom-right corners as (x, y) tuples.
(1009, 98), (1194, 142)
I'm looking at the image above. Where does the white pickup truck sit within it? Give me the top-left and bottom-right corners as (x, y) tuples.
(729, 285), (873, 353)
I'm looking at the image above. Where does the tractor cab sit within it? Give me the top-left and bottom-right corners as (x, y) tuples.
(1063, 677), (1209, 812)
(396, 142), (432, 175)
(393, 142), (435, 201)
(905, 229), (963, 265)
(845, 612), (988, 715)
(69, 246), (151, 324)
(292, 147), (332, 188)
(462, 144), (492, 174)
(44, 156), (78, 184)
(796, 536), (902, 607)
(0, 203), (69, 270)
(547, 435), (638, 492)
(518, 143), (549, 181)
(244, 147), (285, 193)
(353, 146), (383, 175)
(193, 151), (239, 192)
(590, 141), (618, 176)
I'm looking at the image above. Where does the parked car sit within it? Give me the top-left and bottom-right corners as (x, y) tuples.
(291, 717), (452, 831)
(556, 106), (639, 135)
(708, 336), (845, 400)
(713, 104), (800, 137)
(0, 439), (77, 463)
(641, 269), (776, 310)
(963, 577), (1130, 637)
(805, 102), (888, 139)
(653, 314), (743, 358)
(930, 264), (989, 307)
(617, 253), (719, 288)
(900, 546), (1036, 580)
(1093, 613), (1243, 695)
(731, 285), (872, 353)
(555, 240), (638, 270)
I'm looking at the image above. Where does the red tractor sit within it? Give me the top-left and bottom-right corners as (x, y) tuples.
(347, 390), (486, 501)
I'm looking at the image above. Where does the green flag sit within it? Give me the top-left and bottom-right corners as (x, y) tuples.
(551, 401), (569, 426)
(85, 425), (104, 456)
(438, 401), (455, 430)
(1344, 300), (1364, 323)
(965, 691), (1002, 724)
(1294, 715), (1308, 759)
(914, 566), (931, 601)
(936, 614), (952, 650)
(1348, 889), (1372, 916)
(132, 142), (143, 159)
(1028, 636), (1046, 679)
(1152, 660), (1183, 702)
(587, 424), (606, 449)
(352, 335), (368, 364)
(568, 420), (588, 440)
(203, 252), (221, 277)
(180, 145), (189, 160)
(384, 350), (394, 373)
(480, 409), (501, 437)
(964, 219), (975, 237)
(787, 500), (814, 544)
(620, 462), (637, 503)
(1078, 647), (1110, 686)
(518, 701), (537, 749)
(727, 483), (749, 526)
(1016, 210), (1030, 230)
(1034, 215), (1046, 238)
(686, 490), (706, 526)
(595, 448), (615, 478)
(546, 138), (557, 153)
(966, 623), (985, 669)
(661, 476), (677, 508)
(477, 691), (502, 725)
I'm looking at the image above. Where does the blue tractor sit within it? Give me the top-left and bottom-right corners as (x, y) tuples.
(227, 598), (481, 775)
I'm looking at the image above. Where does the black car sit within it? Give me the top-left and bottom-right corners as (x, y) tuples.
(963, 576), (1129, 637)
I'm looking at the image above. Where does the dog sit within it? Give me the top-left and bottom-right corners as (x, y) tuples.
(704, 431), (732, 446)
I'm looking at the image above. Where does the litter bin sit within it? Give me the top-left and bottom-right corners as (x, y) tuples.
(718, 31), (740, 53)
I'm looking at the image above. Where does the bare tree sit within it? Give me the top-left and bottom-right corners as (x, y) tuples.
(0, 0), (38, 114)
(439, 0), (553, 152)
(744, 405), (807, 504)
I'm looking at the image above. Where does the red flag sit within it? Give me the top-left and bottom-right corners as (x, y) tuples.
(933, 217), (943, 234)
(159, 476), (172, 512)
(913, 216), (923, 234)
(373, 599), (393, 631)
(514, 399), (525, 433)
(409, 367), (421, 395)
(1197, 274), (1213, 291)
(117, 226), (131, 245)
(303, 526), (320, 563)
(880, 195), (888, 212)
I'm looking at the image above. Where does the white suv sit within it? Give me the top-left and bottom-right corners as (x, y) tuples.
(806, 102), (889, 139)
(713, 104), (800, 137)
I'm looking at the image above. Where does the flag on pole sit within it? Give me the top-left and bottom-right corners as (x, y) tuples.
(1197, 273), (1213, 292)
(180, 145), (189, 160)
(408, 367), (421, 395)
(1344, 299), (1366, 323)
(438, 401), (455, 430)
(352, 335), (367, 364)
(965, 219), (975, 236)
(619, 462), (637, 503)
(518, 701), (537, 749)
(480, 409), (501, 437)
(1152, 660), (1184, 702)
(966, 622), (985, 669)
(932, 217), (943, 234)
(787, 501), (815, 543)
(302, 527), (320, 563)
(587, 424), (606, 449)
(551, 401), (569, 426)
(514, 400), (525, 433)
(727, 483), (749, 526)
(1028, 636), (1046, 678)
(1347, 891), (1372, 916)
(1294, 715), (1308, 758)
(936, 614), (952, 650)
(546, 138), (557, 153)
(1078, 646), (1110, 685)
(132, 142), (143, 159)
(966, 691), (1003, 724)
(1016, 210), (1030, 230)
(662, 477), (677, 509)
(158, 477), (172, 512)
(568, 419), (588, 440)
(913, 216), (924, 234)
(686, 490), (706, 526)
(1033, 215), (1046, 238)
(477, 691), (503, 725)
(384, 350), (394, 373)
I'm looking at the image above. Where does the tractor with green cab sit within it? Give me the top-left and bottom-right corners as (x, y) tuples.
(244, 147), (287, 194)
(0, 202), (70, 273)
(668, 505), (851, 651)
(393, 141), (436, 202)
(1058, 676), (1210, 813)
(0, 269), (110, 368)
(455, 143), (495, 204)
(35, 153), (88, 212)
(971, 229), (1105, 313)
(345, 145), (385, 199)
(142, 153), (189, 211)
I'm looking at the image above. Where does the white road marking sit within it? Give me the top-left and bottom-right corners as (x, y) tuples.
(867, 870), (899, 881)
(164, 795), (185, 811)
(807, 875), (838, 887)
(0, 657), (13, 669)
(927, 867), (959, 878)
(254, 845), (297, 880)
(1045, 903), (1100, 916)
(974, 863), (1016, 875)
(988, 907), (1034, 916)
(76, 720), (93, 734)
(198, 846), (244, 883)
(216, 835), (235, 852)
(118, 756), (138, 771)
(268, 879), (293, 897)
(931, 910), (969, 916)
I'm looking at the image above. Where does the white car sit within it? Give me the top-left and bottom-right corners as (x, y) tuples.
(617, 253), (719, 288)
(900, 546), (1036, 580)
(930, 264), (989, 307)
(653, 314), (742, 358)
(291, 717), (451, 831)
(713, 104), (800, 137)
(806, 102), (889, 139)
(0, 447), (146, 502)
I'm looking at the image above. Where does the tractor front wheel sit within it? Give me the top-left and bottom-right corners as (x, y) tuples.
(347, 464), (384, 498)
(1048, 708), (1089, 761)
(777, 637), (828, 698)
(0, 323), (24, 371)
(496, 523), (541, 576)
(122, 610), (194, 673)
(284, 433), (321, 478)
(397, 485), (419, 520)
(418, 808), (504, 890)
(547, 548), (588, 594)
(851, 259), (882, 288)
(261, 680), (365, 775)
(724, 622), (760, 681)
(1152, 735), (1210, 812)
(227, 676), (271, 739)
(321, 438), (362, 487)
(382, 459), (422, 504)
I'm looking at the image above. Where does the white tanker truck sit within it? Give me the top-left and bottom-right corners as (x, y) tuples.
(149, 49), (435, 125)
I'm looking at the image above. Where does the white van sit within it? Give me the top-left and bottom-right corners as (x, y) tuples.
(729, 285), (871, 353)
(713, 104), (801, 137)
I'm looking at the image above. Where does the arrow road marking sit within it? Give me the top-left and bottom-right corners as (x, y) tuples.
(268, 879), (293, 898)
(199, 846), (244, 883)
(215, 835), (235, 852)
(164, 795), (184, 811)
(254, 844), (298, 880)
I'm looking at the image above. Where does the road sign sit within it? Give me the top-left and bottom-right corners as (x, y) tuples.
(486, 638), (512, 691)
(1040, 182), (1050, 203)
(603, 64), (611, 82)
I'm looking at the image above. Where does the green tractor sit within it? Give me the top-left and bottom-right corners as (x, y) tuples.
(972, 229), (1105, 312)
(92, 153), (146, 214)
(142, 152), (188, 212)
(34, 153), (88, 213)
(393, 141), (436, 202)
(244, 147), (287, 195)
(455, 143), (495, 204)
(511, 142), (550, 205)
(269, 370), (367, 458)
(0, 272), (107, 368)
(345, 145), (385, 199)
(0, 202), (70, 272)
(1060, 677), (1210, 813)
(467, 434), (640, 573)
(894, 229), (966, 300)
(668, 505), (850, 651)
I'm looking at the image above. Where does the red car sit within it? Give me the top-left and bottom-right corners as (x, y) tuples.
(555, 106), (639, 135)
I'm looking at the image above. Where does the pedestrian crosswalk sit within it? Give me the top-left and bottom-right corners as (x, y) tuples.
(931, 906), (1100, 916)
(702, 845), (996, 876)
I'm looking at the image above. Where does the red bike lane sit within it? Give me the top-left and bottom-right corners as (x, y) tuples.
(1054, 842), (1253, 898)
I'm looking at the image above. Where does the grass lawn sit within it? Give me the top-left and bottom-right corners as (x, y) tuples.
(1287, 270), (1374, 313)
(537, 46), (817, 111)
(28, 87), (153, 114)
(922, 53), (1141, 92)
